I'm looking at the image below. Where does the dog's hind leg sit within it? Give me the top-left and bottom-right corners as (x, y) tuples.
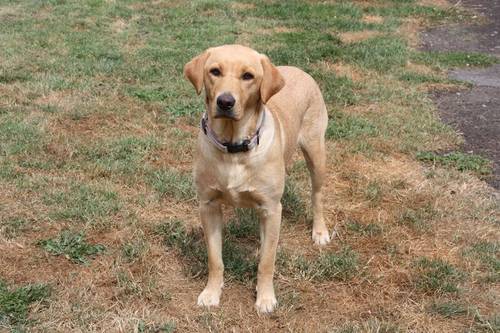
(299, 103), (330, 245)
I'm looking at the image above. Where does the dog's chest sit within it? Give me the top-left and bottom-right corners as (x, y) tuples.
(211, 162), (257, 207)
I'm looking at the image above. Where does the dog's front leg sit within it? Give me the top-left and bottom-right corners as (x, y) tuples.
(256, 202), (282, 313)
(197, 201), (224, 307)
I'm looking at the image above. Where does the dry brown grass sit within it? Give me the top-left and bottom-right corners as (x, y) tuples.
(339, 31), (382, 44)
(1, 0), (499, 332)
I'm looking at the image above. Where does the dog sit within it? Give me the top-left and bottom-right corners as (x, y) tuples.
(184, 44), (330, 313)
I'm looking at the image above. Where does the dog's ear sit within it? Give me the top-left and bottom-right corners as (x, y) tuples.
(184, 51), (210, 95)
(260, 55), (285, 104)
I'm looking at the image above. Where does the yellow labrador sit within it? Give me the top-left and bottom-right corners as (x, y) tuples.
(184, 44), (329, 313)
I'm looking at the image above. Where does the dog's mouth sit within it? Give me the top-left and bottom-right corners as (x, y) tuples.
(214, 106), (238, 120)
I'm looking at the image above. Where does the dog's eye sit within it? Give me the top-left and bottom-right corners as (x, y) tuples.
(242, 72), (254, 80)
(210, 68), (221, 76)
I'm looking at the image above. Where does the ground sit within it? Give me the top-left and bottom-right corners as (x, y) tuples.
(421, 0), (500, 188)
(0, 1), (499, 332)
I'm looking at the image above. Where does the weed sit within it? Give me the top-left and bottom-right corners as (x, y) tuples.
(414, 257), (463, 294)
(0, 281), (51, 326)
(416, 151), (492, 177)
(148, 168), (195, 201)
(38, 230), (106, 264)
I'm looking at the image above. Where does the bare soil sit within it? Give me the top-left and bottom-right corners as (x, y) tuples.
(421, 0), (500, 189)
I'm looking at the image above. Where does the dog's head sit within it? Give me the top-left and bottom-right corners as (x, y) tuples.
(184, 45), (284, 121)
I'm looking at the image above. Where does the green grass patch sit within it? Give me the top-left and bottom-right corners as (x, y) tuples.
(341, 36), (408, 72)
(82, 136), (158, 176)
(346, 220), (382, 237)
(397, 72), (446, 84)
(38, 230), (106, 264)
(278, 247), (359, 281)
(363, 3), (464, 22)
(326, 112), (378, 140)
(414, 257), (463, 294)
(148, 168), (195, 201)
(397, 205), (437, 233)
(45, 184), (121, 224)
(416, 151), (492, 177)
(310, 70), (359, 107)
(0, 116), (45, 157)
(411, 51), (499, 69)
(282, 179), (308, 222)
(0, 281), (51, 327)
(463, 241), (499, 282)
(121, 235), (149, 264)
(137, 320), (176, 333)
(227, 208), (259, 240)
(0, 217), (29, 239)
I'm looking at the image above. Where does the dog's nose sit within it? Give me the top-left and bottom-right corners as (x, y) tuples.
(216, 93), (235, 111)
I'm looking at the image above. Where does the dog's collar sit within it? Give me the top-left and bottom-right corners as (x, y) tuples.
(200, 109), (266, 154)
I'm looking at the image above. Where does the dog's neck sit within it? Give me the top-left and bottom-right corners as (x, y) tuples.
(208, 105), (264, 144)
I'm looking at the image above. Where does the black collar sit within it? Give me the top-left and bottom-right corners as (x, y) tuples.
(200, 109), (266, 154)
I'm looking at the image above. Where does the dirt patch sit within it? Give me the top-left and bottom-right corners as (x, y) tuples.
(339, 31), (381, 43)
(421, 0), (500, 189)
(420, 1), (500, 56)
(361, 15), (384, 24)
(431, 87), (500, 188)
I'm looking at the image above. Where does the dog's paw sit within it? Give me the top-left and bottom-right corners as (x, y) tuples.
(255, 294), (277, 313)
(197, 288), (221, 307)
(312, 228), (330, 245)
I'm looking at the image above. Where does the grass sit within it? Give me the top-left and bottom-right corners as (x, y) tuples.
(38, 230), (106, 264)
(155, 219), (257, 282)
(148, 168), (195, 201)
(414, 257), (463, 294)
(0, 0), (498, 331)
(44, 183), (121, 224)
(428, 301), (468, 318)
(0, 281), (51, 327)
(416, 151), (493, 177)
(326, 111), (378, 140)
(278, 247), (359, 281)
(463, 241), (499, 282)
(345, 220), (382, 237)
(411, 51), (499, 69)
(0, 217), (28, 239)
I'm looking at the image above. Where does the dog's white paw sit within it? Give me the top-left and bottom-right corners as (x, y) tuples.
(312, 228), (331, 245)
(255, 294), (277, 313)
(197, 288), (221, 307)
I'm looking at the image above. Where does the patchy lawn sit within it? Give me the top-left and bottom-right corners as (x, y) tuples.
(0, 0), (498, 332)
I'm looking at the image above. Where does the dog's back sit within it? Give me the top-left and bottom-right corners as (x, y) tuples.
(267, 66), (328, 165)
